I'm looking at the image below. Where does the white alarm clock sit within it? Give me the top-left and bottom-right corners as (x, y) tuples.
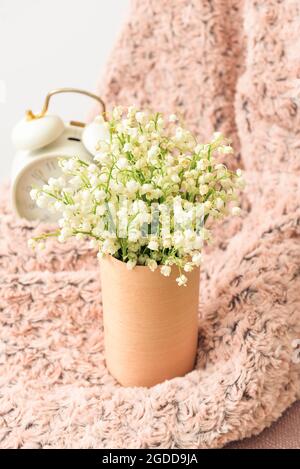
(11, 87), (108, 221)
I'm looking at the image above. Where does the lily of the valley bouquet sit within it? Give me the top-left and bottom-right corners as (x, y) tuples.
(30, 106), (243, 286)
(29, 105), (244, 387)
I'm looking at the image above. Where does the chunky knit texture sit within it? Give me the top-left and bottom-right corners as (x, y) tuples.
(1, 0), (300, 449)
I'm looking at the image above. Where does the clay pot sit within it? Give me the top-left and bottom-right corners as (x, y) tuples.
(100, 256), (200, 387)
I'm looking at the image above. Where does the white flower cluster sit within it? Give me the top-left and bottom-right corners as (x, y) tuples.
(30, 106), (244, 286)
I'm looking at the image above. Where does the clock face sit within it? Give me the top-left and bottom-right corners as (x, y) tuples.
(14, 156), (63, 222)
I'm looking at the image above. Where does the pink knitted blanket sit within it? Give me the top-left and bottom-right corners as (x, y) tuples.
(0, 170), (299, 449)
(1, 0), (300, 449)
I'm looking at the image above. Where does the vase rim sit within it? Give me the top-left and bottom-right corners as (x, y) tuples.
(101, 255), (200, 281)
(103, 254), (161, 271)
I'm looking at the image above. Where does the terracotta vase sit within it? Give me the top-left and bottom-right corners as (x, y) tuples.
(100, 256), (200, 387)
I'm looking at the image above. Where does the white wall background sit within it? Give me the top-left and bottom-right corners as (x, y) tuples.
(0, 0), (130, 181)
